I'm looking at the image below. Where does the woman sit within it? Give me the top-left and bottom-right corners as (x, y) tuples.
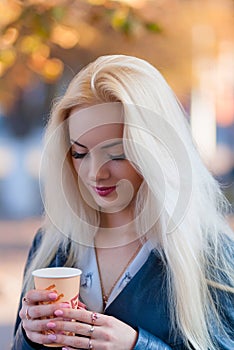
(12, 55), (234, 350)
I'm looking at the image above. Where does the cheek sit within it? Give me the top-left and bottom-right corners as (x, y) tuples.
(115, 163), (143, 189)
(71, 159), (83, 176)
(73, 161), (91, 184)
(132, 174), (143, 192)
(71, 158), (78, 173)
(126, 166), (143, 191)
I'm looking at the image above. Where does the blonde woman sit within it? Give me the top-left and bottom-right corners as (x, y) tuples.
(12, 55), (234, 350)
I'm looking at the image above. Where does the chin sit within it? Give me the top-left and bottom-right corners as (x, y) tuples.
(97, 200), (132, 214)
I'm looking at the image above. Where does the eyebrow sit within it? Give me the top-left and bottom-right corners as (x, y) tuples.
(70, 139), (87, 149)
(70, 140), (123, 150)
(101, 141), (123, 149)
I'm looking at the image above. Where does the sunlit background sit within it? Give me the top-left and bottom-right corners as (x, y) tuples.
(0, 0), (234, 348)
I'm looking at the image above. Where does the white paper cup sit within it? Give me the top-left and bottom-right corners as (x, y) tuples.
(32, 267), (82, 347)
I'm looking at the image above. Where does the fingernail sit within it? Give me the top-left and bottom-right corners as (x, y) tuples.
(62, 348), (68, 350)
(54, 309), (63, 316)
(48, 292), (58, 300)
(48, 333), (57, 341)
(78, 306), (86, 310)
(79, 301), (87, 309)
(47, 322), (56, 328)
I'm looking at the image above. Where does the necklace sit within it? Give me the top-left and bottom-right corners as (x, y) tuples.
(95, 242), (142, 308)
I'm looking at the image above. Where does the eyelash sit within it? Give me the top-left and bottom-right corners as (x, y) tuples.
(109, 153), (126, 161)
(71, 151), (126, 161)
(71, 151), (87, 159)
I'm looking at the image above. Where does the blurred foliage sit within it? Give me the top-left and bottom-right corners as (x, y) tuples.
(0, 0), (162, 110)
(0, 0), (234, 112)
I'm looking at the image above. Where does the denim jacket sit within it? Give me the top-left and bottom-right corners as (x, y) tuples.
(12, 231), (234, 350)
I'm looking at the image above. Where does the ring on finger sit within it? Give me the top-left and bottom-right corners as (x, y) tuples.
(88, 325), (95, 334)
(88, 338), (93, 349)
(23, 297), (29, 303)
(25, 307), (31, 320)
(91, 312), (98, 324)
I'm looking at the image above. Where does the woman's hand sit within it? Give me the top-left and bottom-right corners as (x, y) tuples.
(45, 307), (138, 350)
(19, 289), (71, 345)
(20, 291), (137, 349)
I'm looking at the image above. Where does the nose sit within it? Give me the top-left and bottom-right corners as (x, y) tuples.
(88, 154), (110, 182)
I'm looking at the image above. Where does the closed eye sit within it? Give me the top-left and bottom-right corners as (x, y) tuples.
(71, 150), (88, 159)
(109, 153), (126, 161)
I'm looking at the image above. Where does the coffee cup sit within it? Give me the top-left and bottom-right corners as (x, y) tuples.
(32, 267), (82, 347)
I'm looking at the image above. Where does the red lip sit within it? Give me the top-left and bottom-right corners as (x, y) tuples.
(93, 186), (116, 197)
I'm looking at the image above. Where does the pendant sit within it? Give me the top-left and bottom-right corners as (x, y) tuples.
(103, 295), (108, 306)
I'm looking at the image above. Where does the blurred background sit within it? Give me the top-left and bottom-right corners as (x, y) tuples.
(0, 0), (234, 348)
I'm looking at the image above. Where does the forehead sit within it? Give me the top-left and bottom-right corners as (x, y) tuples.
(68, 103), (124, 146)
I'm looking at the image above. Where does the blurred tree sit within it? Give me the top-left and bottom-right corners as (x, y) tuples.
(0, 0), (161, 112)
(0, 0), (233, 113)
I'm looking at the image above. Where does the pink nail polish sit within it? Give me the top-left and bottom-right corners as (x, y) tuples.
(62, 348), (68, 350)
(54, 309), (63, 316)
(48, 292), (58, 300)
(47, 322), (56, 328)
(48, 333), (57, 341)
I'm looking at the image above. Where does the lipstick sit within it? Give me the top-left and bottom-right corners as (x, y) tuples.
(93, 186), (116, 197)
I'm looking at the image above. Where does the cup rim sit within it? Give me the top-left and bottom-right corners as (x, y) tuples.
(32, 267), (82, 278)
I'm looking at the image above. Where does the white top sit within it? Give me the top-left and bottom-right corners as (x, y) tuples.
(78, 241), (153, 313)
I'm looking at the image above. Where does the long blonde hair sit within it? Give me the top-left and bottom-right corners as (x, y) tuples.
(24, 55), (234, 350)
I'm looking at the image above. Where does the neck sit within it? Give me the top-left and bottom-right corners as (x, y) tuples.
(100, 207), (134, 228)
(96, 209), (139, 248)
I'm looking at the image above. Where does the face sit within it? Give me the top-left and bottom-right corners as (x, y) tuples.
(68, 103), (143, 214)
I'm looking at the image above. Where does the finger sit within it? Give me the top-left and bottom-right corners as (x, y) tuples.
(19, 306), (32, 321)
(46, 332), (95, 349)
(47, 320), (99, 338)
(78, 300), (87, 309)
(23, 289), (59, 304)
(28, 302), (71, 319)
(23, 317), (62, 333)
(53, 308), (103, 326)
(19, 301), (70, 321)
(23, 329), (58, 346)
